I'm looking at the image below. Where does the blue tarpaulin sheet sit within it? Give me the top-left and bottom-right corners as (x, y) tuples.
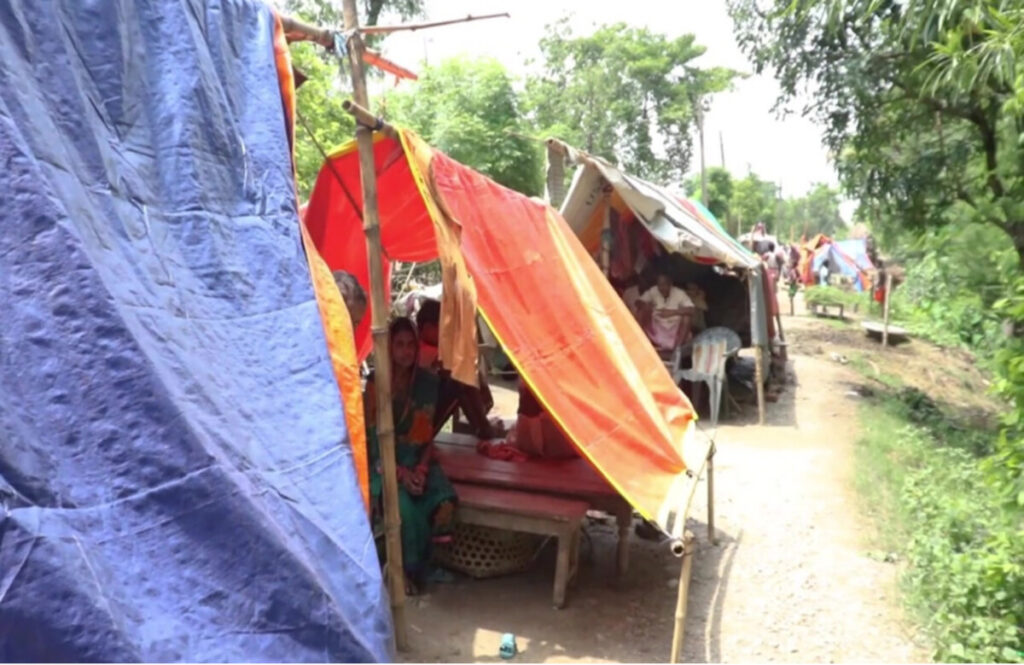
(0, 0), (391, 661)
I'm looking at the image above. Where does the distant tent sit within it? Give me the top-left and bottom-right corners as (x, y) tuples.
(809, 238), (875, 291)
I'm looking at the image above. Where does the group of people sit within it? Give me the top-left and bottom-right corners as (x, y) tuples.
(332, 270), (576, 596)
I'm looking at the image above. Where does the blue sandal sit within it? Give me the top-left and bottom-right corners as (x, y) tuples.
(426, 567), (455, 584)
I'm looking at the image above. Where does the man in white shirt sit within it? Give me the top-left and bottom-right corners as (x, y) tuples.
(638, 273), (695, 351)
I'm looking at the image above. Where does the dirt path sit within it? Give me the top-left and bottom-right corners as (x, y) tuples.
(684, 316), (926, 663)
(400, 314), (929, 663)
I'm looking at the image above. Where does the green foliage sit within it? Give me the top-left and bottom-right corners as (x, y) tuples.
(289, 43), (354, 199)
(987, 276), (1024, 507)
(684, 167), (733, 225)
(280, 0), (424, 30)
(883, 220), (1016, 351)
(687, 168), (846, 239)
(383, 57), (543, 196)
(857, 396), (1024, 663)
(804, 284), (862, 307)
(775, 183), (845, 241)
(728, 0), (1024, 268)
(525, 20), (736, 183)
(729, 171), (779, 235)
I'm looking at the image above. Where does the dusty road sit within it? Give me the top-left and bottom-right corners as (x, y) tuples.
(399, 315), (929, 663)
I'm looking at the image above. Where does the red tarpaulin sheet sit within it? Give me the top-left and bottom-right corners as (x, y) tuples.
(304, 130), (705, 527)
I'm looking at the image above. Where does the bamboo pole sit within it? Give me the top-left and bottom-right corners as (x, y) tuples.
(280, 14), (334, 47)
(360, 12), (510, 35)
(340, 0), (408, 651)
(755, 345), (766, 425)
(669, 530), (696, 663)
(697, 104), (708, 208)
(706, 444), (716, 546)
(342, 99), (399, 140)
(882, 272), (893, 348)
(601, 195), (611, 276)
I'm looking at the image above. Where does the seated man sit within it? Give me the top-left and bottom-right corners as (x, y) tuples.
(415, 299), (500, 440)
(638, 272), (695, 353)
(506, 378), (578, 460)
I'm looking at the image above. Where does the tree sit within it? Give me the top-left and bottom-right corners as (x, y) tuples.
(524, 20), (736, 184)
(382, 57), (543, 196)
(289, 43), (354, 199)
(685, 167), (734, 228)
(730, 172), (778, 235)
(279, 0), (423, 29)
(774, 183), (845, 240)
(728, 0), (1024, 268)
(279, 0), (425, 197)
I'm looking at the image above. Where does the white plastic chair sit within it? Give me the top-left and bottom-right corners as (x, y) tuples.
(676, 337), (729, 428)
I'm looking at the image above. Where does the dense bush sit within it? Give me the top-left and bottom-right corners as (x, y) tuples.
(858, 398), (1024, 663)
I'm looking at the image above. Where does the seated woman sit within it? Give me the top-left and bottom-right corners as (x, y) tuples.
(363, 317), (457, 595)
(506, 378), (578, 460)
(415, 299), (502, 440)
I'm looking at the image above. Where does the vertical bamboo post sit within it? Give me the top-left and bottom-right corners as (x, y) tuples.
(601, 195), (611, 276)
(669, 530), (696, 663)
(697, 104), (708, 208)
(706, 444), (716, 545)
(340, 0), (407, 651)
(882, 272), (893, 348)
(755, 345), (766, 425)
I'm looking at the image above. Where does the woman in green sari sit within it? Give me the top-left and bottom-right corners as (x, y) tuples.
(364, 317), (457, 595)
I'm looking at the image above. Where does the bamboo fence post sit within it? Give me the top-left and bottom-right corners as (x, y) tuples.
(601, 195), (611, 276)
(755, 345), (766, 425)
(882, 272), (893, 348)
(706, 443), (716, 545)
(340, 0), (407, 651)
(669, 530), (696, 663)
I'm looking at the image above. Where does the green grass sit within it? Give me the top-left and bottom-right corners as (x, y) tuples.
(847, 352), (904, 389)
(855, 393), (1024, 663)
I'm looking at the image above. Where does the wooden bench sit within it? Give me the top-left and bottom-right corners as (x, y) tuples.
(453, 482), (588, 609)
(434, 432), (634, 576)
(809, 301), (845, 319)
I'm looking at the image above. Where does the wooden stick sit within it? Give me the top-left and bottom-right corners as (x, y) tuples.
(669, 530), (696, 663)
(882, 272), (893, 347)
(279, 14), (334, 48)
(706, 443), (716, 545)
(342, 99), (399, 140)
(360, 12), (510, 35)
(340, 0), (408, 651)
(601, 196), (611, 276)
(754, 345), (766, 425)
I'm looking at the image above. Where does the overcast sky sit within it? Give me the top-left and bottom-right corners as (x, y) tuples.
(295, 0), (854, 217)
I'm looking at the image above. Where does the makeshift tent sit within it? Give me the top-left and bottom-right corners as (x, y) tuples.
(550, 141), (776, 414)
(800, 235), (875, 291)
(0, 1), (390, 661)
(303, 129), (709, 534)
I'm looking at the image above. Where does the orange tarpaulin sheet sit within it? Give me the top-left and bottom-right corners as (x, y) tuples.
(304, 130), (704, 526)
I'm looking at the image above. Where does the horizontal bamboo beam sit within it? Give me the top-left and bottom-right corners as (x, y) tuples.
(279, 12), (511, 45)
(360, 12), (510, 35)
(342, 99), (399, 140)
(279, 14), (333, 48)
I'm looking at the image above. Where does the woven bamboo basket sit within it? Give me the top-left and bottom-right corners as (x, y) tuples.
(435, 522), (542, 579)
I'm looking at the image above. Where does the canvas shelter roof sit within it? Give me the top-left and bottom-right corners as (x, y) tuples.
(553, 140), (761, 271)
(302, 129), (709, 535)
